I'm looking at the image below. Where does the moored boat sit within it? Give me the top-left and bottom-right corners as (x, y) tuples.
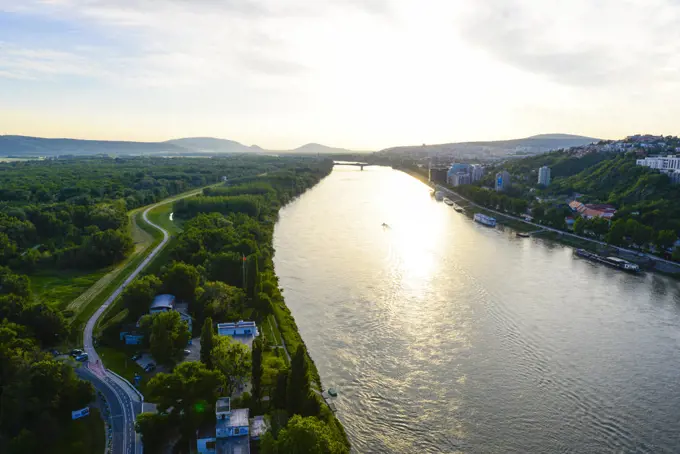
(473, 213), (497, 227)
(574, 249), (640, 272)
(444, 198), (454, 206)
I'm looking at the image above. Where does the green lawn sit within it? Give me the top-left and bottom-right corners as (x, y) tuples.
(147, 202), (183, 236)
(31, 268), (110, 310)
(263, 315), (283, 347)
(98, 345), (146, 384)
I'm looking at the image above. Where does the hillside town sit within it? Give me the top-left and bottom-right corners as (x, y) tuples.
(414, 134), (680, 266)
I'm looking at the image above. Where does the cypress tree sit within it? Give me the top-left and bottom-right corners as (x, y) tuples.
(251, 337), (263, 404)
(200, 317), (215, 369)
(274, 369), (289, 410)
(287, 346), (310, 415)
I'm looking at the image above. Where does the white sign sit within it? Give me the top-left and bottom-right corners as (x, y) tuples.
(72, 407), (90, 420)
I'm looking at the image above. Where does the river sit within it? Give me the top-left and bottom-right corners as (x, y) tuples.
(273, 165), (680, 453)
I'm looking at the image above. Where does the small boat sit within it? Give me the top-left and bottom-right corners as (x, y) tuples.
(516, 232), (530, 238)
(327, 388), (338, 397)
(382, 222), (390, 228)
(444, 198), (454, 206)
(473, 213), (497, 227)
(453, 205), (465, 213)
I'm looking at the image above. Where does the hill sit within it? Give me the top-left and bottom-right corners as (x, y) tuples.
(379, 134), (599, 160)
(474, 136), (680, 251)
(164, 137), (258, 154)
(0, 135), (186, 156)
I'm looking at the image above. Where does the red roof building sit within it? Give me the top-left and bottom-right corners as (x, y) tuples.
(569, 201), (616, 219)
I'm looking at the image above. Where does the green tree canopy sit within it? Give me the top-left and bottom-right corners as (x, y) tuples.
(146, 362), (224, 437)
(148, 311), (191, 365)
(262, 415), (350, 454)
(120, 275), (162, 320)
(162, 261), (201, 303)
(211, 336), (251, 395)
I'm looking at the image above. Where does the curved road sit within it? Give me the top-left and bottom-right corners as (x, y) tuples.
(81, 189), (203, 454)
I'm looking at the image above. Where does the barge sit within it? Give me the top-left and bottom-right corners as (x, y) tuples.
(575, 249), (640, 273)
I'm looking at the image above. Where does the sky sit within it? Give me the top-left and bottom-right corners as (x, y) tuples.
(1, 0), (680, 150)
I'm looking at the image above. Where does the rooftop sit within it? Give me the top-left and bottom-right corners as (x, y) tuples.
(150, 294), (175, 310)
(218, 320), (256, 329)
(228, 409), (249, 428)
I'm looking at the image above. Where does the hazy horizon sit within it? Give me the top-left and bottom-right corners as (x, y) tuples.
(2, 0), (679, 149)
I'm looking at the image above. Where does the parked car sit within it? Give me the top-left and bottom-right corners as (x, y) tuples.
(131, 354), (141, 361)
(144, 364), (156, 373)
(183, 349), (191, 355)
(71, 349), (83, 357)
(75, 353), (89, 362)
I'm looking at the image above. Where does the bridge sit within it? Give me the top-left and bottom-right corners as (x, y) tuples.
(333, 162), (373, 170)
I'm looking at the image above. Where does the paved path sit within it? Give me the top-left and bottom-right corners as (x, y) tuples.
(79, 189), (204, 454)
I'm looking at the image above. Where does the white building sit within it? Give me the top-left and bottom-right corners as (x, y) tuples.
(636, 156), (680, 183)
(538, 166), (551, 186)
(450, 172), (471, 187)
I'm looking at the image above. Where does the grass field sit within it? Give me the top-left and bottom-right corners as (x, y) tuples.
(147, 202), (183, 236)
(31, 269), (110, 309)
(97, 346), (146, 384)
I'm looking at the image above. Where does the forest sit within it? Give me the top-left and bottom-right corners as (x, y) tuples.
(0, 155), (342, 453)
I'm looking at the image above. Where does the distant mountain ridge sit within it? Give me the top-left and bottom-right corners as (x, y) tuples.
(0, 133), (598, 158)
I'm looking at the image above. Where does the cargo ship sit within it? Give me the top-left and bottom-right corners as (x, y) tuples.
(574, 249), (640, 273)
(473, 213), (497, 227)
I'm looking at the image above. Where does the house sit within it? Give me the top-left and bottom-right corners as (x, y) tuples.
(568, 201), (616, 219)
(217, 321), (259, 349)
(196, 398), (252, 454)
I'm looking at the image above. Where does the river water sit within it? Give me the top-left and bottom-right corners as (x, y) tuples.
(273, 166), (680, 454)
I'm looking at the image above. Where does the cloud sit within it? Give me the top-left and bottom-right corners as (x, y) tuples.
(0, 42), (108, 79)
(456, 0), (680, 87)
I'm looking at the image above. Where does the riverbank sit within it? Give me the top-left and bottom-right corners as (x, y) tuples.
(397, 167), (680, 275)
